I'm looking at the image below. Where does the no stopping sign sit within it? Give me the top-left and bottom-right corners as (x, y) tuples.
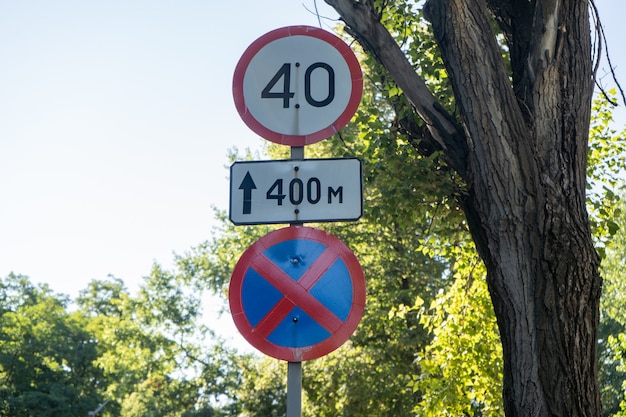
(228, 226), (366, 361)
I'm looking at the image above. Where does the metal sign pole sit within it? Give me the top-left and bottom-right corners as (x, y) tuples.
(291, 146), (304, 161)
(287, 361), (302, 417)
(287, 145), (304, 417)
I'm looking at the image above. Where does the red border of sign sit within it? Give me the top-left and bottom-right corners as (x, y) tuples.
(232, 26), (363, 146)
(229, 226), (366, 361)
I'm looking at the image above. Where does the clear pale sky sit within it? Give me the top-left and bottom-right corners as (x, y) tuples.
(1, 1), (624, 307)
(0, 1), (342, 296)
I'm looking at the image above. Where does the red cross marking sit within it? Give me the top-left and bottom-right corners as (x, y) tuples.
(250, 247), (344, 338)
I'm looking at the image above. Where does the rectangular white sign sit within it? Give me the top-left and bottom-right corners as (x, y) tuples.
(229, 158), (362, 225)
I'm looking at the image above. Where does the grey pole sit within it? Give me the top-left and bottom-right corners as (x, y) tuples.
(286, 145), (304, 417)
(291, 146), (304, 161)
(287, 361), (303, 417)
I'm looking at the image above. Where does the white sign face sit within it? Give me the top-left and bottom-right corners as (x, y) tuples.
(229, 158), (362, 225)
(233, 26), (362, 146)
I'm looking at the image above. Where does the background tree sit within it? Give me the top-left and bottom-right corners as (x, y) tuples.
(598, 196), (626, 416)
(0, 272), (247, 417)
(322, 0), (619, 415)
(187, 60), (482, 413)
(0, 274), (101, 417)
(181, 45), (624, 417)
(586, 90), (626, 417)
(77, 270), (246, 416)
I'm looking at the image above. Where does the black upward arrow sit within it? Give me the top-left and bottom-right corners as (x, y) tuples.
(238, 171), (257, 215)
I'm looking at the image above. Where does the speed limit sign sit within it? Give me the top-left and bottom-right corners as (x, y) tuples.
(232, 26), (363, 146)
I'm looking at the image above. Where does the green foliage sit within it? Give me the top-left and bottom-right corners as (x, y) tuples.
(374, 0), (454, 111)
(587, 89), (626, 258)
(0, 272), (247, 417)
(302, 342), (420, 416)
(235, 356), (286, 417)
(598, 196), (626, 416)
(585, 91), (626, 417)
(0, 274), (101, 417)
(413, 261), (504, 417)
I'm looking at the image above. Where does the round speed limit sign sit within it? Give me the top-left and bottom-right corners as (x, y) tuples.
(232, 26), (363, 146)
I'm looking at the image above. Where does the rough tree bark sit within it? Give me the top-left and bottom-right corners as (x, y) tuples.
(324, 0), (603, 416)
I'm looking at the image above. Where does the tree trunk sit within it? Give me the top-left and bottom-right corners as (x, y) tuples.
(324, 0), (603, 415)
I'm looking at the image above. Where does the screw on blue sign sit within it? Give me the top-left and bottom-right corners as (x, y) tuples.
(229, 226), (366, 362)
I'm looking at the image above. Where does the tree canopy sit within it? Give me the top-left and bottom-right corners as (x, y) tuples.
(321, 0), (624, 415)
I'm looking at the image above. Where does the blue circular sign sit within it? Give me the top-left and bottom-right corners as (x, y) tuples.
(229, 226), (366, 361)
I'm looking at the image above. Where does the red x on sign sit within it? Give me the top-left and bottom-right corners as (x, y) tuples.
(229, 226), (366, 361)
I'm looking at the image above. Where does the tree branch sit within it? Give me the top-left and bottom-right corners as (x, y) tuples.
(324, 0), (468, 177)
(590, 0), (626, 106)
